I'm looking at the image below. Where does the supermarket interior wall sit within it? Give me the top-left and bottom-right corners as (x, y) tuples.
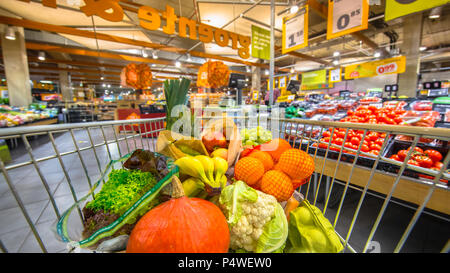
(421, 71), (450, 82)
(352, 74), (398, 93)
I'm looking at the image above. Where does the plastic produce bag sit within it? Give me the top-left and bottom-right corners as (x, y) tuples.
(156, 130), (210, 159)
(54, 151), (178, 251)
(285, 200), (343, 253)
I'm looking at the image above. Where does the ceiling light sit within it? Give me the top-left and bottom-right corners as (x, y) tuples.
(374, 51), (381, 58)
(102, 83), (106, 87)
(290, 5), (299, 14)
(152, 51), (158, 59)
(419, 46), (427, 51)
(142, 48), (148, 58)
(38, 51), (46, 61)
(5, 26), (16, 41)
(333, 51), (340, 57)
(332, 59), (339, 66)
(290, 67), (295, 73)
(175, 61), (181, 68)
(186, 54), (192, 62)
(429, 7), (442, 19)
(107, 84), (111, 88)
(265, 70), (269, 75)
(100, 76), (104, 80)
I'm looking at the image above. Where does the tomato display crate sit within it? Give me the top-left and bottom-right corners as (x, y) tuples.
(381, 139), (449, 180)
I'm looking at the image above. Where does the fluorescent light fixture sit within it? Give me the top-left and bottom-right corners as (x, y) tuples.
(5, 26), (16, 41)
(38, 51), (46, 61)
(152, 51), (158, 59)
(142, 48), (148, 58)
(419, 46), (427, 51)
(290, 5), (299, 14)
(333, 51), (340, 57)
(40, 80), (53, 84)
(175, 61), (181, 68)
(429, 7), (442, 19)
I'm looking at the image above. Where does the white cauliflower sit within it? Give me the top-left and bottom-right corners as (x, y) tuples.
(219, 180), (288, 253)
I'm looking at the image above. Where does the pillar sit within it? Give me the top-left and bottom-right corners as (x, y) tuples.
(397, 14), (423, 97)
(0, 25), (32, 107)
(251, 65), (261, 104)
(58, 69), (73, 101)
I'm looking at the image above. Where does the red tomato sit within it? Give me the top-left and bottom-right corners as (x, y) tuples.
(333, 138), (344, 146)
(337, 131), (346, 138)
(384, 118), (395, 125)
(347, 110), (354, 116)
(322, 131), (331, 138)
(370, 143), (382, 151)
(361, 144), (370, 153)
(367, 132), (379, 141)
(350, 137), (360, 146)
(379, 133), (387, 138)
(390, 154), (401, 161)
(407, 159), (420, 167)
(397, 150), (408, 160)
(369, 150), (379, 156)
(407, 147), (424, 154)
(375, 138), (384, 146)
(414, 155), (434, 168)
(434, 161), (444, 170)
(424, 149), (443, 163)
(394, 117), (403, 124)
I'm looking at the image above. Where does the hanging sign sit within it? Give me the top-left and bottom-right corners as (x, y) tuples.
(251, 25), (271, 60)
(301, 69), (327, 85)
(282, 5), (309, 54)
(385, 0), (450, 21)
(326, 0), (369, 40)
(344, 56), (406, 80)
(329, 68), (342, 83)
(289, 74), (298, 81)
(28, 1), (251, 59)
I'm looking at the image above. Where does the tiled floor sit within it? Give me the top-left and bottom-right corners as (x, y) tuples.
(0, 127), (448, 253)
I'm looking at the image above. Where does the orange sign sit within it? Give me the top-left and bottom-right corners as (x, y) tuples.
(30, 0), (251, 59)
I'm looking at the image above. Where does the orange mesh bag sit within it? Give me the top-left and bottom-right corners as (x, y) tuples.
(249, 150), (274, 172)
(234, 157), (265, 185)
(259, 138), (292, 162)
(260, 170), (294, 202)
(278, 149), (315, 181)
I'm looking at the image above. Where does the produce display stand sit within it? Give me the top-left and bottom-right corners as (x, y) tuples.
(0, 115), (449, 253)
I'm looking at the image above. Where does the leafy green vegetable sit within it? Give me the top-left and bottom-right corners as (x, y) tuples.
(219, 180), (258, 225)
(163, 78), (191, 131)
(285, 200), (343, 253)
(255, 203), (288, 253)
(85, 169), (157, 215)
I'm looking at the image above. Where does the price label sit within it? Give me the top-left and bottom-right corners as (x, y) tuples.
(376, 62), (398, 75)
(282, 6), (309, 54)
(279, 77), (287, 88)
(329, 68), (342, 83)
(327, 0), (369, 40)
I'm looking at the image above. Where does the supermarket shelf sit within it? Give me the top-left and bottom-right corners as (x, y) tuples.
(21, 117), (58, 126)
(313, 156), (450, 215)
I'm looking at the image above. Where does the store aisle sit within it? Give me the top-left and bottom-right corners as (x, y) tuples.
(0, 128), (156, 252)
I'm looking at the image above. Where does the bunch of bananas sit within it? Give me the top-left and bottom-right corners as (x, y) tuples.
(175, 155), (229, 196)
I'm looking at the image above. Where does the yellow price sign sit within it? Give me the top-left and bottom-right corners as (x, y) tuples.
(326, 0), (369, 40)
(344, 56), (406, 80)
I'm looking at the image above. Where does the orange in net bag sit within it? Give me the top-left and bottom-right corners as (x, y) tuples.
(278, 148), (315, 181)
(260, 170), (294, 202)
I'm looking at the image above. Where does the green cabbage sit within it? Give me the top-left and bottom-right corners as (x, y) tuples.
(285, 199), (343, 253)
(255, 203), (288, 253)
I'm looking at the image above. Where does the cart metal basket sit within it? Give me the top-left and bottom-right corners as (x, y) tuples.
(0, 116), (449, 253)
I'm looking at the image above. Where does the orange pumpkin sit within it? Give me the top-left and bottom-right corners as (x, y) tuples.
(126, 176), (230, 253)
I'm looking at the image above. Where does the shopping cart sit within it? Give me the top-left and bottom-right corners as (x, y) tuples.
(0, 116), (449, 253)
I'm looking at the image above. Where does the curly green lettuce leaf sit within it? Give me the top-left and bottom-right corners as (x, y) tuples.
(255, 203), (288, 253)
(219, 180), (258, 226)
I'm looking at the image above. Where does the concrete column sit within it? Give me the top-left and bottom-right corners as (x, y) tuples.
(0, 25), (32, 107)
(58, 69), (73, 101)
(397, 14), (423, 97)
(251, 65), (261, 91)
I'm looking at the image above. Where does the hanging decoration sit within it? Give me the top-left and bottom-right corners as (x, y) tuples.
(196, 61), (230, 89)
(120, 63), (153, 90)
